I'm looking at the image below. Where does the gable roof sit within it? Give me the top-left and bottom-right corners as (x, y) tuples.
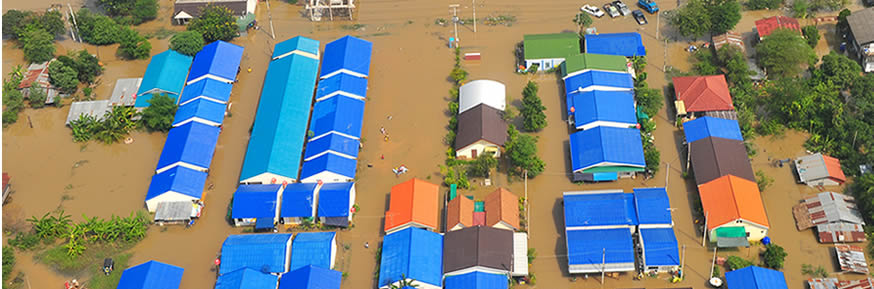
(273, 36), (320, 60)
(278, 265), (342, 289)
(304, 133), (360, 161)
(485, 188), (520, 230)
(317, 182), (354, 218)
(673, 75), (734, 112)
(712, 31), (745, 53)
(172, 98), (226, 127)
(571, 90), (637, 129)
(455, 104), (508, 150)
(385, 179), (439, 232)
(561, 53), (629, 77)
(308, 95), (365, 140)
(459, 80), (507, 114)
(220, 233), (293, 274)
(117, 260), (184, 289)
(137, 50), (193, 98)
(523, 33), (580, 60)
(214, 268), (279, 289)
(795, 153), (847, 184)
(569, 126), (646, 173)
(146, 166), (207, 201)
(726, 266), (788, 289)
(584, 32), (647, 57)
(847, 8), (874, 45)
(187, 40), (244, 84)
(683, 116), (743, 143)
(690, 137), (755, 184)
(232, 184), (281, 219)
(444, 272), (508, 289)
(320, 36), (373, 79)
(315, 73), (368, 102)
(290, 232), (335, 271)
(378, 227), (443, 287)
(177, 78), (233, 105)
(804, 191), (864, 225)
(698, 175), (770, 229)
(564, 70), (634, 95)
(156, 121), (221, 172)
(446, 195), (474, 229)
(633, 187), (672, 225)
(299, 153), (358, 181)
(565, 228), (635, 269)
(563, 190), (638, 227)
(639, 228), (680, 267)
(755, 16), (801, 38)
(280, 183), (318, 218)
(443, 226), (514, 274)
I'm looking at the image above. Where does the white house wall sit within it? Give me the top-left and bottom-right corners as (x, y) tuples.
(240, 172), (296, 186)
(525, 58), (565, 71)
(709, 219), (769, 242)
(145, 191), (199, 212)
(805, 177), (841, 187)
(456, 140), (502, 159)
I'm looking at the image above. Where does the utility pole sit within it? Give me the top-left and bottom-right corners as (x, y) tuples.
(656, 12), (659, 40)
(680, 244), (686, 280)
(601, 248), (606, 285)
(701, 212), (709, 247)
(266, 0), (276, 39)
(524, 169), (529, 239)
(472, 0), (477, 33)
(450, 4), (460, 47)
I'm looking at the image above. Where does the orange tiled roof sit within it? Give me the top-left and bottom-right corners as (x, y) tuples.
(822, 154), (847, 183)
(698, 175), (770, 229)
(755, 16), (801, 38)
(673, 75), (734, 112)
(447, 196), (474, 230)
(485, 188), (519, 230)
(385, 178), (439, 232)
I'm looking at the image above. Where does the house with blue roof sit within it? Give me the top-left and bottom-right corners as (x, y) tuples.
(280, 183), (319, 225)
(299, 154), (357, 184)
(378, 227), (443, 289)
(303, 133), (360, 162)
(564, 70), (634, 95)
(214, 268), (279, 289)
(290, 232), (337, 271)
(116, 260), (184, 289)
(136, 50), (193, 107)
(725, 266), (789, 289)
(308, 95), (365, 141)
(683, 116), (744, 144)
(584, 32), (647, 57)
(240, 49), (320, 185)
(315, 73), (368, 102)
(172, 98), (227, 127)
(566, 228), (635, 274)
(568, 126), (645, 181)
(317, 182), (355, 227)
(638, 227), (680, 272)
(155, 121), (221, 174)
(633, 187), (673, 227)
(178, 78), (233, 106)
(569, 90), (637, 131)
(145, 166), (207, 212)
(563, 190), (639, 230)
(320, 36), (373, 79)
(220, 233), (293, 275)
(187, 41), (245, 85)
(444, 271), (508, 289)
(278, 265), (342, 289)
(272, 36), (320, 61)
(232, 184), (283, 229)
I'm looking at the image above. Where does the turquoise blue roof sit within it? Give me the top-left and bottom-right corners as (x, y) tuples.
(136, 50), (193, 105)
(273, 36), (320, 59)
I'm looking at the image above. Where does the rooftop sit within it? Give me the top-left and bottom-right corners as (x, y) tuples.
(847, 8), (874, 45)
(231, 184), (281, 219)
(682, 116), (744, 144)
(443, 226), (514, 274)
(563, 190), (638, 228)
(689, 137), (755, 184)
(385, 178), (439, 232)
(755, 16), (801, 38)
(583, 32), (646, 57)
(725, 266), (788, 289)
(673, 75), (734, 113)
(795, 153), (847, 184)
(484, 188), (520, 230)
(455, 104), (508, 151)
(378, 227), (443, 288)
(290, 232), (336, 271)
(523, 33), (581, 60)
(220, 234), (293, 274)
(698, 175), (769, 229)
(561, 53), (629, 78)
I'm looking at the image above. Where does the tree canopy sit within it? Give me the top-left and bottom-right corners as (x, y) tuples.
(671, 0), (711, 37)
(755, 28), (815, 78)
(2, 10), (34, 38)
(709, 0), (742, 34)
(98, 0), (157, 24)
(76, 9), (123, 45)
(521, 81), (547, 131)
(762, 244), (788, 269)
(169, 31), (205, 56)
(48, 61), (80, 94)
(141, 94), (177, 132)
(745, 0), (781, 9)
(118, 27), (152, 60)
(504, 125), (545, 177)
(20, 27), (56, 63)
(188, 5), (238, 43)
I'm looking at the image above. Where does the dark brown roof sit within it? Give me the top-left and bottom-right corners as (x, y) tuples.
(443, 226), (514, 274)
(847, 8), (874, 45)
(690, 137), (755, 185)
(174, 0), (248, 19)
(454, 104), (508, 151)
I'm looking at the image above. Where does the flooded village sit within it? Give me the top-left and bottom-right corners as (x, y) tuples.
(3, 0), (874, 288)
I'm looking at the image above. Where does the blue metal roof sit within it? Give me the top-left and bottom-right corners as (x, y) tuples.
(172, 98), (226, 127)
(378, 227), (443, 288)
(726, 266), (789, 289)
(232, 184), (281, 219)
(178, 78), (233, 105)
(308, 95), (365, 140)
(187, 41), (244, 83)
(220, 233), (293, 274)
(116, 260), (184, 289)
(584, 32), (647, 57)
(137, 50), (193, 101)
(240, 53), (320, 182)
(444, 272), (508, 289)
(633, 187), (672, 225)
(304, 134), (360, 161)
(156, 122), (221, 171)
(564, 70), (634, 95)
(146, 166), (207, 201)
(299, 154), (357, 181)
(569, 126), (645, 172)
(214, 268), (279, 289)
(318, 182), (354, 218)
(290, 232), (336, 271)
(566, 228), (634, 266)
(683, 116), (744, 143)
(315, 73), (368, 101)
(278, 265), (342, 289)
(640, 228), (680, 267)
(320, 36), (373, 79)
(273, 36), (320, 59)
(563, 191), (638, 227)
(571, 90), (637, 129)
(280, 183), (318, 218)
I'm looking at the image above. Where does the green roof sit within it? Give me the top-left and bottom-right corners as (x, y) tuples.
(560, 53), (629, 77)
(715, 226), (747, 238)
(523, 33), (581, 60)
(582, 166), (645, 173)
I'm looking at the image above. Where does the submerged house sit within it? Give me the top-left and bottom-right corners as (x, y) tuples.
(754, 16), (801, 41)
(231, 184), (282, 229)
(672, 75), (734, 119)
(725, 266), (788, 289)
(117, 260), (184, 289)
(484, 188), (520, 231)
(315, 73), (368, 102)
(172, 98), (226, 127)
(455, 104), (508, 159)
(219, 233), (293, 275)
(689, 136), (755, 185)
(278, 265), (342, 289)
(307, 95), (365, 141)
(560, 53), (630, 80)
(317, 182), (356, 227)
(319, 35), (373, 79)
(378, 227), (443, 289)
(109, 78), (143, 107)
(847, 8), (874, 72)
(18, 60), (61, 104)
(459, 80), (506, 114)
(682, 116), (743, 144)
(290, 232), (337, 271)
(214, 268), (278, 289)
(280, 183), (319, 225)
(173, 0), (254, 25)
(568, 126), (645, 181)
(444, 272), (508, 289)
(794, 153), (847, 187)
(186, 41), (244, 85)
(633, 188), (680, 272)
(564, 70), (634, 94)
(136, 50), (193, 107)
(443, 226), (519, 277)
(563, 190), (638, 273)
(698, 175), (770, 245)
(567, 90), (637, 131)
(303, 133), (359, 161)
(522, 33), (581, 71)
(384, 178), (439, 234)
(299, 153), (357, 184)
(155, 122), (220, 174)
(145, 166), (207, 212)
(177, 78), (233, 106)
(583, 32), (647, 57)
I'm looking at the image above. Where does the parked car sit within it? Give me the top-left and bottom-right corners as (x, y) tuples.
(632, 10), (648, 25)
(581, 4), (605, 18)
(638, 0), (659, 13)
(612, 0), (632, 15)
(603, 4), (620, 17)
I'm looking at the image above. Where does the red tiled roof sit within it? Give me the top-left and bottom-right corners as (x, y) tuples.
(673, 75), (734, 112)
(473, 212), (486, 226)
(755, 16), (801, 38)
(823, 154), (847, 183)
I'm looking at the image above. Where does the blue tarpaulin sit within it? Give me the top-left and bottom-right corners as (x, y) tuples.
(156, 122), (221, 173)
(569, 126), (645, 173)
(255, 218), (274, 230)
(683, 116), (744, 144)
(563, 191), (638, 227)
(299, 154), (357, 182)
(214, 268), (279, 289)
(273, 36), (321, 60)
(146, 166), (207, 202)
(232, 184), (281, 219)
(564, 70), (634, 95)
(172, 98), (227, 127)
(304, 133), (360, 161)
(726, 266), (789, 289)
(566, 228), (635, 268)
(320, 36), (373, 79)
(290, 232), (336, 271)
(571, 90), (637, 130)
(633, 187), (672, 225)
(318, 182), (354, 218)
(592, 172), (618, 181)
(178, 78), (233, 105)
(136, 50), (193, 106)
(280, 183), (318, 218)
(187, 41), (244, 84)
(220, 234), (293, 274)
(640, 228), (680, 267)
(278, 265), (342, 289)
(315, 73), (368, 102)
(378, 227), (443, 288)
(116, 260), (184, 289)
(444, 272), (508, 289)
(584, 32), (647, 57)
(308, 96), (365, 141)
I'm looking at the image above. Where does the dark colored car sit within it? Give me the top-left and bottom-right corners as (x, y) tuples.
(632, 10), (648, 25)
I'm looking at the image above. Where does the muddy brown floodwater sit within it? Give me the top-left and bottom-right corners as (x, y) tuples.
(4, 0), (873, 288)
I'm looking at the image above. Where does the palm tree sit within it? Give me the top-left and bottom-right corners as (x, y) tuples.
(389, 274), (420, 289)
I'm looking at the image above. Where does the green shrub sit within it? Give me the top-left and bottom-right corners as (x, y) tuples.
(726, 256), (755, 270)
(762, 244), (788, 269)
(169, 31), (205, 56)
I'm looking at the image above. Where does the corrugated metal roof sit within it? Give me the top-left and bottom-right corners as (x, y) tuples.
(808, 277), (874, 289)
(299, 153), (357, 182)
(378, 227), (443, 287)
(136, 50), (193, 99)
(683, 116), (743, 144)
(146, 166), (207, 201)
(563, 190), (638, 227)
(290, 232), (335, 271)
(278, 265), (342, 289)
(459, 80), (506, 114)
(804, 192), (864, 225)
(817, 223), (866, 243)
(690, 137), (755, 184)
(755, 16), (801, 39)
(317, 182), (354, 218)
(65, 100), (111, 125)
(584, 32), (647, 57)
(308, 95), (365, 140)
(280, 183), (318, 218)
(633, 187), (672, 225)
(187, 41), (244, 84)
(214, 267), (279, 289)
(571, 90), (637, 130)
(523, 33), (580, 60)
(561, 53), (629, 77)
(444, 272), (508, 289)
(172, 98), (227, 127)
(836, 244), (868, 274)
(110, 78), (142, 106)
(273, 36), (320, 60)
(220, 234), (293, 274)
(154, 201), (196, 221)
(847, 8), (874, 45)
(320, 36), (372, 79)
(315, 73), (368, 102)
(232, 184), (281, 219)
(455, 104), (508, 151)
(117, 260), (184, 289)
(156, 122), (221, 172)
(796, 153), (846, 184)
(569, 126), (646, 173)
(725, 266), (788, 289)
(178, 78), (233, 105)
(564, 70), (634, 95)
(512, 232), (529, 276)
(565, 228), (635, 271)
(640, 228), (680, 267)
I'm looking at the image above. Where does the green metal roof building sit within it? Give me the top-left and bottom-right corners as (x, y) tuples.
(522, 33), (581, 71)
(561, 53), (629, 79)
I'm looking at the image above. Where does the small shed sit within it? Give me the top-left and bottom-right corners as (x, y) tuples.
(303, 133), (360, 162)
(220, 233), (293, 275)
(689, 137), (755, 185)
(583, 32), (647, 57)
(564, 70), (634, 95)
(446, 195), (474, 232)
(699, 175), (769, 244)
(214, 267), (279, 289)
(272, 36), (320, 61)
(561, 53), (630, 80)
(565, 228), (635, 273)
(172, 98), (227, 127)
(673, 75), (734, 118)
(755, 16), (801, 40)
(444, 272), (508, 289)
(817, 223), (866, 243)
(512, 232), (529, 276)
(320, 36), (373, 79)
(712, 31), (745, 53)
(638, 227), (680, 272)
(65, 100), (111, 125)
(187, 41), (245, 85)
(317, 182), (356, 227)
(315, 73), (368, 102)
(569, 126), (645, 180)
(110, 78), (142, 106)
(443, 226), (514, 276)
(725, 266), (788, 289)
(299, 153), (357, 184)
(154, 201), (202, 224)
(795, 153), (847, 187)
(459, 80), (506, 114)
(682, 116), (743, 144)
(145, 166), (207, 212)
(178, 78), (233, 106)
(455, 104), (508, 159)
(633, 187), (673, 228)
(308, 95), (365, 141)
(290, 232), (337, 271)
(378, 227), (443, 289)
(836, 244), (869, 274)
(231, 184), (283, 228)
(384, 178), (440, 234)
(136, 50), (194, 105)
(522, 33), (581, 71)
(484, 188), (519, 231)
(568, 90), (636, 131)
(280, 183), (319, 225)
(155, 122), (221, 174)
(278, 265), (342, 289)
(116, 260), (184, 289)
(800, 191), (864, 226)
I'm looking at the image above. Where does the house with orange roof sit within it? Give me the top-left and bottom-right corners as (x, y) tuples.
(795, 153), (847, 187)
(672, 75), (734, 119)
(384, 178), (439, 234)
(485, 188), (520, 231)
(755, 16), (801, 41)
(698, 175), (770, 246)
(446, 196), (474, 232)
